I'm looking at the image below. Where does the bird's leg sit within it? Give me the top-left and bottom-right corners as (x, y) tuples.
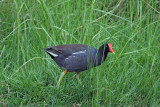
(57, 70), (67, 88)
(76, 72), (82, 85)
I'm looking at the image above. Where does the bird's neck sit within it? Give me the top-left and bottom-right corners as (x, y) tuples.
(98, 47), (109, 62)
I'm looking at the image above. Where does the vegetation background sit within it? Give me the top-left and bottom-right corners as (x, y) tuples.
(0, 0), (160, 106)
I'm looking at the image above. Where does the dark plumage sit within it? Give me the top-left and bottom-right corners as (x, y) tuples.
(42, 43), (114, 87)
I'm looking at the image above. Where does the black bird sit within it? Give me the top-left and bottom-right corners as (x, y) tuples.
(43, 43), (114, 87)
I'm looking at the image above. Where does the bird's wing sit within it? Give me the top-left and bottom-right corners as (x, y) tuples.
(63, 51), (88, 71)
(46, 44), (89, 57)
(63, 47), (98, 72)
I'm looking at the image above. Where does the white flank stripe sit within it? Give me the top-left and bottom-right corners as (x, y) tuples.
(72, 50), (86, 55)
(68, 56), (76, 58)
(47, 51), (58, 57)
(65, 56), (76, 60)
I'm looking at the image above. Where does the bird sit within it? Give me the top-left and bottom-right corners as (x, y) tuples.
(42, 43), (114, 87)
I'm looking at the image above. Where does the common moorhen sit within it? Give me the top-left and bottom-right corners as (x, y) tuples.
(43, 43), (114, 87)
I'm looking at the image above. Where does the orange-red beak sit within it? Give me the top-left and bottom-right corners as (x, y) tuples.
(108, 44), (115, 54)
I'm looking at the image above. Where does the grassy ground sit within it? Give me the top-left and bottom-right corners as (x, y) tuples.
(1, 0), (160, 106)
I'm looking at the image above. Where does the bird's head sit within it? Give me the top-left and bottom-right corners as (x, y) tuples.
(99, 43), (115, 54)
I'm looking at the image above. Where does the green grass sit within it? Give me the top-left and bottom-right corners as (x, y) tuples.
(0, 0), (160, 106)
